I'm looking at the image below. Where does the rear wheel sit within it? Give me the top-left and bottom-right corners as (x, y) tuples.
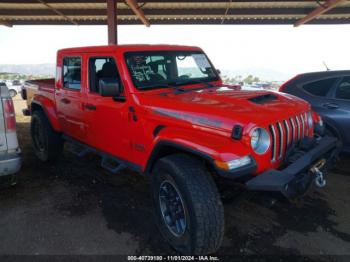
(9, 89), (17, 97)
(151, 154), (224, 255)
(31, 110), (63, 162)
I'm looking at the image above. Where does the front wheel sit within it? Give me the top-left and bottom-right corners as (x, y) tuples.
(151, 154), (224, 255)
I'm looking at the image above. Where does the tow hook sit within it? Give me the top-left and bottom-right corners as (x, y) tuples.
(310, 159), (327, 188)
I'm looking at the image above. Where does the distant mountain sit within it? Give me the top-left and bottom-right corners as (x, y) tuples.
(0, 64), (55, 77)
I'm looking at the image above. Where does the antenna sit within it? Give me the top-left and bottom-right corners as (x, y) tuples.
(322, 61), (330, 71)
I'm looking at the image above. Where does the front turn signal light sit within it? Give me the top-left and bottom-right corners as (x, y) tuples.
(215, 155), (252, 171)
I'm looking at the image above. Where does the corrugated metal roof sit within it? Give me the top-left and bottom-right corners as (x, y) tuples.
(1, 0), (350, 26)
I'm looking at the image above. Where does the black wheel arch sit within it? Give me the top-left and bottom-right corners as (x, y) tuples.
(31, 101), (44, 113)
(324, 120), (343, 141)
(145, 141), (216, 176)
(31, 102), (53, 126)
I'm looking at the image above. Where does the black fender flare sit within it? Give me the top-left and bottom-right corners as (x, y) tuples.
(144, 140), (214, 175)
(323, 119), (343, 142)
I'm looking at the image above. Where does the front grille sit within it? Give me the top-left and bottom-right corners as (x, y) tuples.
(269, 112), (309, 162)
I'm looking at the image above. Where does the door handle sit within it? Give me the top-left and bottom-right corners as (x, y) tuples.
(84, 103), (97, 111)
(61, 98), (71, 104)
(323, 103), (339, 109)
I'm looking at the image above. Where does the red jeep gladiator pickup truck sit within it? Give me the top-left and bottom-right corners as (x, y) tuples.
(25, 45), (338, 255)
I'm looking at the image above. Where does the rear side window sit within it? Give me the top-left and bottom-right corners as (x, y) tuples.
(302, 78), (337, 97)
(63, 57), (81, 90)
(336, 76), (350, 100)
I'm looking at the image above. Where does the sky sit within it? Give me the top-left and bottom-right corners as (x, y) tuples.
(0, 24), (349, 80)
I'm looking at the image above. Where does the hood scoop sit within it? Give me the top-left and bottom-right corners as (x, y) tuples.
(248, 94), (278, 104)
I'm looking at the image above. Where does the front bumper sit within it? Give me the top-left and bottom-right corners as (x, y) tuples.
(0, 151), (22, 177)
(245, 136), (339, 200)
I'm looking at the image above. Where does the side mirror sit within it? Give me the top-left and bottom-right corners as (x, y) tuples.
(99, 78), (121, 97)
(216, 69), (221, 75)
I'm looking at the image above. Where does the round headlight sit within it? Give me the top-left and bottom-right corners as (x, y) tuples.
(251, 128), (270, 155)
(307, 112), (313, 128)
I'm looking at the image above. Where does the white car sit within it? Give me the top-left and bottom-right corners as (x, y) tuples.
(6, 80), (23, 97)
(0, 84), (21, 178)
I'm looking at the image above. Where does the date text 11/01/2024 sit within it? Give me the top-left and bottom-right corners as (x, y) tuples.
(127, 256), (219, 261)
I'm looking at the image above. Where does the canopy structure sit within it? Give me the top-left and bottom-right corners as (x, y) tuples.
(1, 0), (350, 44)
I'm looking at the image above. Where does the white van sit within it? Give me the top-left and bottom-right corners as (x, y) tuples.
(0, 84), (21, 177)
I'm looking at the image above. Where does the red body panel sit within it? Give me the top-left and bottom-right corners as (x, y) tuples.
(29, 79), (62, 132)
(31, 45), (313, 176)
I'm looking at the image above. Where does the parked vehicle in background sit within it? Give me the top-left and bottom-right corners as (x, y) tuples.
(253, 82), (274, 90)
(21, 79), (50, 116)
(6, 79), (23, 97)
(0, 84), (21, 179)
(0, 82), (7, 89)
(242, 84), (263, 91)
(23, 45), (338, 255)
(280, 70), (350, 153)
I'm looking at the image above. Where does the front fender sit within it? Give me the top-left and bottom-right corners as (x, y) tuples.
(32, 95), (61, 132)
(144, 126), (250, 174)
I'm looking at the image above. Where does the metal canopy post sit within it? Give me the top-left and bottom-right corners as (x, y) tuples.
(107, 0), (117, 45)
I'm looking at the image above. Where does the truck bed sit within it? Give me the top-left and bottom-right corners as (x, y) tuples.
(24, 79), (55, 112)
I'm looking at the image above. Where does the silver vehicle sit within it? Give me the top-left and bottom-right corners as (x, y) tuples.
(0, 84), (21, 178)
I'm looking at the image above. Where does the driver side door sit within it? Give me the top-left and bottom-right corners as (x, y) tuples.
(84, 54), (132, 161)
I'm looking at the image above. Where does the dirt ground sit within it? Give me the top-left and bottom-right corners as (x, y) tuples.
(0, 95), (349, 260)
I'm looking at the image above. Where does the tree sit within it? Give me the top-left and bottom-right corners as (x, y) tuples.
(244, 75), (254, 85)
(253, 76), (260, 83)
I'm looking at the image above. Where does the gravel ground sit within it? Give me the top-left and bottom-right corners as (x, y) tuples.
(0, 95), (349, 260)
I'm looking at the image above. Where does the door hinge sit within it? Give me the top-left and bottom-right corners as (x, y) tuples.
(128, 106), (138, 122)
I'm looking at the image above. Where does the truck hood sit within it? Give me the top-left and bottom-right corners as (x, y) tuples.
(138, 86), (310, 133)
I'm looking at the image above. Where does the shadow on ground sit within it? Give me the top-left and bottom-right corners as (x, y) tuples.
(0, 118), (349, 259)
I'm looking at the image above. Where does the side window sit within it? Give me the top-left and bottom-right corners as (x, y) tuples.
(335, 77), (350, 100)
(302, 78), (337, 97)
(89, 57), (121, 93)
(63, 57), (81, 90)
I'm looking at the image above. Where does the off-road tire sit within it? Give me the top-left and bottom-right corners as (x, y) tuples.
(151, 154), (224, 255)
(31, 110), (63, 162)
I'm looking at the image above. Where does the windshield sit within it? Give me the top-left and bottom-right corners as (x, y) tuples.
(125, 51), (219, 90)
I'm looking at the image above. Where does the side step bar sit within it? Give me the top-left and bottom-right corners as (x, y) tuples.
(63, 135), (141, 174)
(101, 157), (126, 174)
(68, 143), (90, 157)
